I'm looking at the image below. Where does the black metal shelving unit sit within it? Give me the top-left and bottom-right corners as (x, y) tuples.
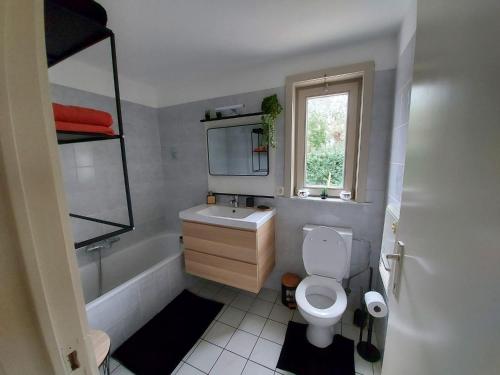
(45, 1), (134, 249)
(251, 128), (268, 173)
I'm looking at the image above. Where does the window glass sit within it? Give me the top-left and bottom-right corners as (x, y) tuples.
(304, 93), (348, 189)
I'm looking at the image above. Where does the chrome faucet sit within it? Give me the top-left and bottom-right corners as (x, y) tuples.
(85, 237), (120, 253)
(230, 194), (239, 208)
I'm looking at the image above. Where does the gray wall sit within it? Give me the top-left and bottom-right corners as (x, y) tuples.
(158, 70), (396, 306)
(375, 35), (415, 354)
(158, 87), (281, 232)
(52, 84), (166, 266)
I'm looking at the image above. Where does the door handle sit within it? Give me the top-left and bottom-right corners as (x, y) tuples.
(386, 253), (401, 261)
(392, 241), (405, 297)
(381, 249), (402, 271)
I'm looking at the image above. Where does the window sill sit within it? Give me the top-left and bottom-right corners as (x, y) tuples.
(287, 196), (370, 205)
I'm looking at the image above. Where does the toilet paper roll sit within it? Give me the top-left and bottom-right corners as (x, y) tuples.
(364, 291), (388, 318)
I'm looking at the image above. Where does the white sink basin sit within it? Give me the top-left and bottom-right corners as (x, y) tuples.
(179, 204), (276, 230)
(197, 205), (255, 219)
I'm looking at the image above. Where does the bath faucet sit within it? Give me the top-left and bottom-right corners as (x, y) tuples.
(230, 195), (239, 208)
(85, 237), (120, 253)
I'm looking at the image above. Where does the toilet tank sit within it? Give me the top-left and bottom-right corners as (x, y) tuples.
(303, 225), (353, 278)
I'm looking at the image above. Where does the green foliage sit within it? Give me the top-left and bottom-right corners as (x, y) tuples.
(307, 111), (328, 149)
(304, 96), (347, 188)
(305, 151), (344, 187)
(261, 94), (283, 148)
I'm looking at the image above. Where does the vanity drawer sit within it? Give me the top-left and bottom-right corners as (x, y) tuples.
(184, 249), (259, 292)
(182, 221), (257, 264)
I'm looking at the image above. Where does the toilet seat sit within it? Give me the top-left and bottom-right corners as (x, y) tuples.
(296, 275), (347, 319)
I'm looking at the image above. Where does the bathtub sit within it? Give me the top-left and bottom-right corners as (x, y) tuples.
(82, 232), (189, 351)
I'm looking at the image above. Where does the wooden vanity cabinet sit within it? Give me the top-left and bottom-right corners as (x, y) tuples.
(182, 218), (275, 293)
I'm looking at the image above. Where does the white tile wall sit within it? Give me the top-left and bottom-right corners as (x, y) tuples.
(375, 33), (416, 356)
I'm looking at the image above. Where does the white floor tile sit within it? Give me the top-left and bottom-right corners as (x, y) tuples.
(354, 350), (374, 375)
(215, 305), (228, 320)
(269, 304), (293, 324)
(223, 285), (242, 293)
(209, 350), (246, 375)
(239, 290), (258, 298)
(373, 360), (382, 375)
(218, 306), (246, 328)
(199, 282), (223, 299)
(204, 321), (236, 347)
(214, 288), (238, 304)
(275, 368), (296, 375)
(171, 361), (184, 374)
(226, 329), (258, 358)
(183, 340), (201, 361)
(188, 284), (203, 295)
(202, 320), (216, 338)
(231, 294), (255, 311)
(199, 288), (219, 300)
(112, 366), (134, 375)
(249, 299), (274, 318)
(186, 340), (223, 373)
(342, 309), (355, 326)
(239, 313), (267, 336)
(205, 280), (225, 289)
(177, 362), (205, 375)
(291, 310), (307, 324)
(342, 323), (361, 342)
(242, 360), (275, 375)
(260, 320), (287, 345)
(249, 338), (282, 369)
(109, 358), (121, 372)
(257, 288), (279, 303)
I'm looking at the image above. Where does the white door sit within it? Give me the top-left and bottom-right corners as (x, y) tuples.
(382, 1), (500, 374)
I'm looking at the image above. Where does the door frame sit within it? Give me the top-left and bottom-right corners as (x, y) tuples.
(0, 1), (97, 373)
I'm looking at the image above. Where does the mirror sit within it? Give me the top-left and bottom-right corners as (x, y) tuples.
(207, 124), (269, 176)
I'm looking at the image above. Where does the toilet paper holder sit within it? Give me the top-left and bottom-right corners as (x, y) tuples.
(357, 291), (388, 363)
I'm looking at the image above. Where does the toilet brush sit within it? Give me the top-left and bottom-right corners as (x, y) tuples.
(353, 267), (373, 327)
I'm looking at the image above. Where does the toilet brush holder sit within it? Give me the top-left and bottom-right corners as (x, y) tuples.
(356, 314), (381, 362)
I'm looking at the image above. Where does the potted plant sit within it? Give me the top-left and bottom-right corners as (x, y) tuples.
(321, 173), (332, 199)
(261, 94), (283, 148)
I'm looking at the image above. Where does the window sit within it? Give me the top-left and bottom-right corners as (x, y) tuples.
(284, 62), (374, 201)
(296, 80), (360, 197)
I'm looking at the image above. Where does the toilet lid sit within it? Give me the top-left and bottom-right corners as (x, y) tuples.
(302, 227), (348, 280)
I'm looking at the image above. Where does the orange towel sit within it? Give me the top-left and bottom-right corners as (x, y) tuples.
(56, 121), (115, 135)
(53, 103), (113, 127)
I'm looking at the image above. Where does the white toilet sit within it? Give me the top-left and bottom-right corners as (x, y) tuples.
(296, 225), (352, 348)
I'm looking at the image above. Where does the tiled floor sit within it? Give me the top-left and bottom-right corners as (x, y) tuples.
(107, 280), (381, 375)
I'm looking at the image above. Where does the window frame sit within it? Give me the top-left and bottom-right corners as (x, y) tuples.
(295, 81), (361, 197)
(284, 62), (374, 202)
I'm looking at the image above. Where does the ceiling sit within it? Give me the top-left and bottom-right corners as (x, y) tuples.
(73, 1), (411, 91)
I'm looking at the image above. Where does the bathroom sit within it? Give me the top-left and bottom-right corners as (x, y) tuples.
(1, 1), (499, 375)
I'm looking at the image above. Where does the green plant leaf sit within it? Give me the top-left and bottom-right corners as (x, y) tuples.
(261, 94), (282, 149)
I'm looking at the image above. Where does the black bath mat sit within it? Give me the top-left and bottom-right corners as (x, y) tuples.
(276, 321), (355, 375)
(113, 289), (223, 374)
